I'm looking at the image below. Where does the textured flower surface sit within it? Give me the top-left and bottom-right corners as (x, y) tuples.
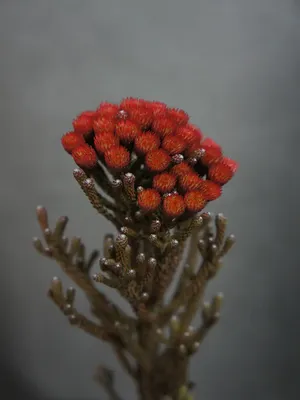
(61, 97), (238, 224)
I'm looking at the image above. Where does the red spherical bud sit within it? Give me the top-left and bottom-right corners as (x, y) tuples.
(72, 145), (98, 169)
(185, 143), (201, 158)
(61, 131), (85, 154)
(179, 172), (203, 192)
(104, 146), (131, 170)
(168, 107), (189, 126)
(152, 117), (176, 138)
(208, 162), (234, 185)
(120, 97), (146, 111)
(72, 111), (96, 136)
(171, 162), (194, 178)
(94, 133), (119, 154)
(93, 117), (115, 134)
(146, 101), (168, 117)
(96, 102), (119, 119)
(200, 180), (222, 201)
(134, 132), (160, 155)
(129, 107), (153, 129)
(184, 190), (207, 213)
(145, 149), (171, 172)
(220, 157), (239, 173)
(200, 137), (222, 150)
(200, 145), (223, 166)
(162, 136), (186, 155)
(115, 120), (140, 142)
(152, 173), (177, 193)
(163, 193), (185, 218)
(138, 189), (161, 212)
(176, 124), (203, 145)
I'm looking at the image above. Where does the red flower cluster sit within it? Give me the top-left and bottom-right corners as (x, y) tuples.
(61, 98), (238, 219)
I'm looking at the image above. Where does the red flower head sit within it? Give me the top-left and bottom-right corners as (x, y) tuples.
(221, 157), (239, 173)
(96, 102), (119, 119)
(145, 149), (171, 172)
(94, 133), (119, 154)
(134, 132), (160, 155)
(168, 108), (189, 126)
(120, 97), (146, 111)
(72, 111), (96, 137)
(152, 117), (176, 138)
(201, 137), (222, 150)
(61, 132), (85, 154)
(184, 190), (207, 213)
(115, 120), (140, 143)
(185, 141), (203, 158)
(72, 145), (98, 169)
(138, 189), (161, 213)
(201, 146), (223, 166)
(147, 101), (168, 118)
(163, 193), (185, 218)
(162, 136), (186, 155)
(64, 97), (238, 222)
(176, 124), (203, 145)
(152, 173), (177, 193)
(129, 107), (153, 130)
(93, 116), (115, 135)
(171, 162), (194, 178)
(208, 162), (234, 185)
(104, 146), (131, 170)
(179, 173), (203, 192)
(200, 180), (222, 201)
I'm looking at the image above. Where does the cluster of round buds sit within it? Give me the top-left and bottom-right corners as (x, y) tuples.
(61, 97), (238, 219)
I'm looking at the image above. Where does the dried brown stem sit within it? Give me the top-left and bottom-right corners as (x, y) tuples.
(33, 196), (236, 400)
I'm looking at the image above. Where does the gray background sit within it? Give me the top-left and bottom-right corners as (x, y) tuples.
(1, 0), (299, 399)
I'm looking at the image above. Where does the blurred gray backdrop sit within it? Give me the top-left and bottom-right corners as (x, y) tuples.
(1, 0), (299, 399)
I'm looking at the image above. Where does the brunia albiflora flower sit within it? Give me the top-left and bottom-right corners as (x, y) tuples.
(34, 97), (238, 400)
(62, 98), (238, 221)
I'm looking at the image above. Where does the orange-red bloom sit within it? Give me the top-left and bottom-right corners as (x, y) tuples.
(201, 137), (221, 150)
(104, 146), (131, 170)
(93, 117), (115, 135)
(179, 173), (203, 192)
(94, 133), (119, 154)
(134, 132), (160, 155)
(152, 173), (177, 193)
(61, 132), (85, 154)
(168, 108), (189, 126)
(162, 136), (186, 155)
(184, 190), (207, 212)
(208, 162), (234, 185)
(147, 101), (168, 117)
(220, 157), (239, 173)
(201, 146), (223, 166)
(96, 102), (119, 119)
(115, 120), (140, 143)
(138, 189), (161, 212)
(73, 111), (95, 136)
(72, 145), (98, 169)
(145, 149), (171, 172)
(152, 117), (176, 138)
(63, 97), (238, 217)
(171, 162), (193, 178)
(120, 97), (146, 111)
(163, 193), (185, 218)
(129, 107), (153, 130)
(176, 124), (203, 145)
(200, 180), (222, 201)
